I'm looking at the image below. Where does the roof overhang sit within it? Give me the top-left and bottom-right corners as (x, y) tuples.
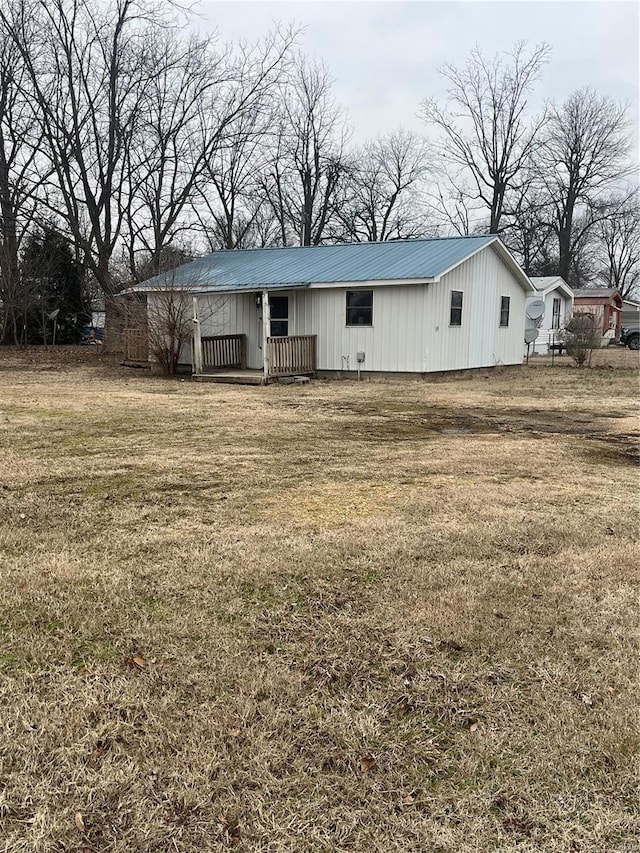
(306, 277), (435, 290)
(124, 278), (439, 296)
(535, 280), (574, 301)
(122, 281), (311, 296)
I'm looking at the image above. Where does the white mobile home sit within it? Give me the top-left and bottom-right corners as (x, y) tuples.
(527, 276), (574, 353)
(129, 236), (534, 381)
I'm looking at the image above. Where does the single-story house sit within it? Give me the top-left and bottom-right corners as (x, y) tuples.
(127, 235), (535, 381)
(572, 288), (623, 339)
(527, 276), (574, 353)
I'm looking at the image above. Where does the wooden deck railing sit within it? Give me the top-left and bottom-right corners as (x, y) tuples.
(201, 334), (246, 370)
(124, 327), (148, 362)
(267, 335), (317, 377)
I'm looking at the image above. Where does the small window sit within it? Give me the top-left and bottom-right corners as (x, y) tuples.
(450, 290), (463, 326)
(552, 298), (561, 329)
(346, 290), (373, 326)
(500, 296), (510, 327)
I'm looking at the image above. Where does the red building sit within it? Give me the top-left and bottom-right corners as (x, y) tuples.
(572, 288), (623, 339)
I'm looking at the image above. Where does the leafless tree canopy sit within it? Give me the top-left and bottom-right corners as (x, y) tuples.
(258, 56), (351, 247)
(335, 131), (431, 242)
(421, 42), (551, 234)
(0, 15), (47, 342)
(596, 194), (640, 299)
(535, 88), (632, 283)
(0, 2), (637, 345)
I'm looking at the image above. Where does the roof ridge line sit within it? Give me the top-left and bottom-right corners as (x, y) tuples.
(196, 234), (494, 257)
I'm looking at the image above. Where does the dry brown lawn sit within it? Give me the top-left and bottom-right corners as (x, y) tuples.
(0, 348), (638, 853)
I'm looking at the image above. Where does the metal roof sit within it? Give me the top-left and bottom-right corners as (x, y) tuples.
(530, 276), (564, 290)
(573, 287), (621, 299)
(130, 235), (500, 294)
(530, 276), (574, 299)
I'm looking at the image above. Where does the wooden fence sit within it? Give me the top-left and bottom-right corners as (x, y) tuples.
(267, 335), (316, 377)
(201, 335), (246, 370)
(124, 327), (149, 363)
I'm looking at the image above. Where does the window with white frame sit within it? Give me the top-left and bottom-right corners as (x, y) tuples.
(500, 296), (510, 327)
(346, 290), (373, 326)
(450, 290), (463, 326)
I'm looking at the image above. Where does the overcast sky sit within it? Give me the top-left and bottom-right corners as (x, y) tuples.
(197, 0), (639, 144)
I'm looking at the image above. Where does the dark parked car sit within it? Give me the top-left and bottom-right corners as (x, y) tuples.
(80, 325), (104, 344)
(620, 326), (640, 350)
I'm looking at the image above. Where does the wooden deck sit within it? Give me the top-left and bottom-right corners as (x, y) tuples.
(193, 334), (317, 385)
(193, 369), (266, 386)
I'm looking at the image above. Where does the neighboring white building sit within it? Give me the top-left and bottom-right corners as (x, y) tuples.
(129, 236), (535, 381)
(527, 276), (574, 353)
(622, 298), (640, 330)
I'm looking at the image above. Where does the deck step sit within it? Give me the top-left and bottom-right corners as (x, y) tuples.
(194, 372), (265, 385)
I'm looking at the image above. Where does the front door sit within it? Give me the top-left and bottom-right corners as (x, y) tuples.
(270, 295), (289, 337)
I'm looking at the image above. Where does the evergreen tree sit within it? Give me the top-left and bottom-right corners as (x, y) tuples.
(22, 229), (87, 344)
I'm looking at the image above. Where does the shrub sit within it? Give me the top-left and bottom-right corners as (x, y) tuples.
(562, 313), (601, 367)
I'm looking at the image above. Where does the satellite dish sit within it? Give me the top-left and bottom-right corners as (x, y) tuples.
(524, 327), (539, 344)
(526, 299), (545, 321)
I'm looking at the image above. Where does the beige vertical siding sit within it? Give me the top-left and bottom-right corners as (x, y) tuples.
(296, 284), (429, 372)
(298, 244), (527, 372)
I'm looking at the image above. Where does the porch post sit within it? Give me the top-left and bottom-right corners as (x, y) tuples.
(262, 290), (270, 381)
(192, 296), (203, 375)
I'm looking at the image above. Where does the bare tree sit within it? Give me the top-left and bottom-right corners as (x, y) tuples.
(425, 174), (477, 237)
(0, 0), (172, 303)
(126, 26), (295, 274)
(421, 41), (550, 234)
(535, 88), (631, 283)
(596, 194), (640, 299)
(501, 190), (555, 275)
(194, 84), (277, 250)
(334, 130), (430, 242)
(260, 56), (349, 246)
(0, 15), (47, 343)
(146, 283), (193, 375)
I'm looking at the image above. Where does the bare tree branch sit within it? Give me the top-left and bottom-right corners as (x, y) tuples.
(421, 41), (551, 234)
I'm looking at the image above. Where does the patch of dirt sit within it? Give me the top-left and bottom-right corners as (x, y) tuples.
(317, 400), (640, 464)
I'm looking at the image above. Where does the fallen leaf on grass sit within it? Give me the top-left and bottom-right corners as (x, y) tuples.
(360, 753), (377, 773)
(221, 813), (241, 847)
(74, 812), (86, 832)
(469, 722), (479, 733)
(125, 654), (146, 670)
(439, 639), (464, 653)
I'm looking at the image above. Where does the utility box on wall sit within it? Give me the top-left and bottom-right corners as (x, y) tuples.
(356, 351), (365, 364)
